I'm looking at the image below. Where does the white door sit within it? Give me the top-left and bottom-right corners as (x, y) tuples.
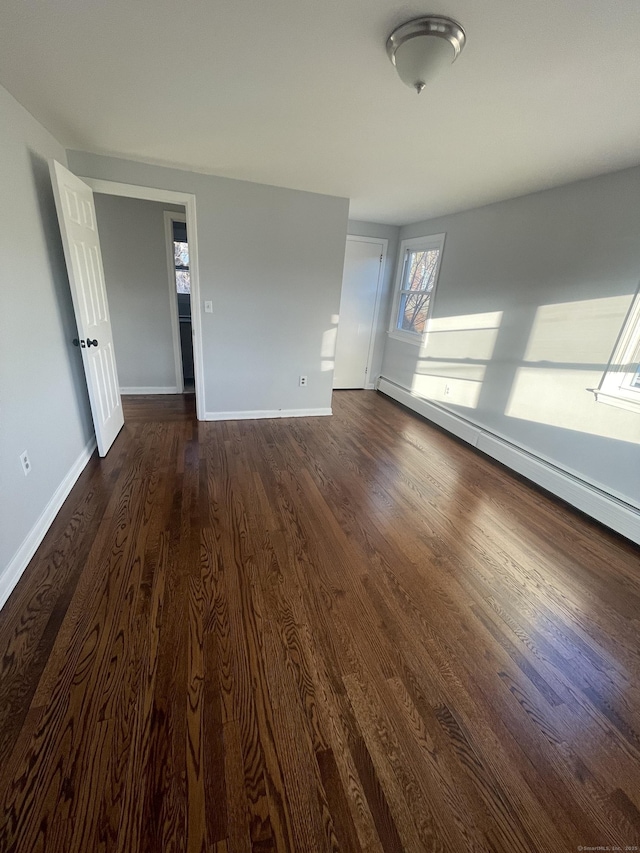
(49, 160), (124, 456)
(333, 237), (385, 389)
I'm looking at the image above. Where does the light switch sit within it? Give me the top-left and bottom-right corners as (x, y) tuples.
(204, 300), (213, 314)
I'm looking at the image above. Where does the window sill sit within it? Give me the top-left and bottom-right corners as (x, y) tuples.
(593, 388), (640, 415)
(387, 330), (423, 346)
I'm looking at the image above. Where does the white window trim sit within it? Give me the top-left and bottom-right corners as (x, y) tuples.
(388, 233), (446, 346)
(593, 288), (640, 414)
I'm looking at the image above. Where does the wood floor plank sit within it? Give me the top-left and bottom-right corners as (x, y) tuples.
(0, 390), (638, 852)
(0, 425), (168, 853)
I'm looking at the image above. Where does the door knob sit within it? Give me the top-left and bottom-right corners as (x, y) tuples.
(72, 338), (98, 348)
(87, 339), (98, 347)
(72, 338), (80, 347)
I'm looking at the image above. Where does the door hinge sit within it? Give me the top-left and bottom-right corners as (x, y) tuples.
(380, 254), (383, 263)
(365, 367), (368, 374)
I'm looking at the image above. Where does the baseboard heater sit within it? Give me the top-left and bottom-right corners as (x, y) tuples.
(377, 377), (640, 546)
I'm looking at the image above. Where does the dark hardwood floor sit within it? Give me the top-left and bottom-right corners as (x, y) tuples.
(1, 390), (639, 852)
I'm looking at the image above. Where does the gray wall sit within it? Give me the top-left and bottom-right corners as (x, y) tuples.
(347, 220), (399, 384)
(0, 84), (93, 575)
(68, 151), (350, 415)
(94, 195), (183, 391)
(381, 166), (640, 506)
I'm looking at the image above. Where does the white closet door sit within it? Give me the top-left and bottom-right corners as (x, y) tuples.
(333, 237), (384, 389)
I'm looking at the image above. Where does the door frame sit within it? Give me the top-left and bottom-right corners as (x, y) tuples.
(164, 210), (187, 394)
(80, 178), (205, 420)
(343, 234), (388, 390)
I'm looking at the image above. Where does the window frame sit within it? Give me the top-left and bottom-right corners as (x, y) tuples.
(593, 288), (640, 414)
(387, 233), (446, 345)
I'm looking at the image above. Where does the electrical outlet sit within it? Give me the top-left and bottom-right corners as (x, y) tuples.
(299, 375), (308, 387)
(20, 450), (31, 476)
(444, 384), (451, 396)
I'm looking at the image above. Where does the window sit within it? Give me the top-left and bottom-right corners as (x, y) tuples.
(594, 289), (640, 414)
(174, 239), (190, 294)
(389, 234), (445, 343)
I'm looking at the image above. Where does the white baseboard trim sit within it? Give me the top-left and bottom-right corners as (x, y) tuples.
(204, 407), (332, 421)
(378, 377), (640, 545)
(0, 436), (97, 612)
(120, 386), (180, 395)
(365, 383), (377, 390)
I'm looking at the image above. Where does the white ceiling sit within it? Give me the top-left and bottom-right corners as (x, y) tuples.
(2, 0), (640, 225)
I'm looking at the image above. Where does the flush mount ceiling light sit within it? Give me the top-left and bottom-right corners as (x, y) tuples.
(386, 15), (466, 94)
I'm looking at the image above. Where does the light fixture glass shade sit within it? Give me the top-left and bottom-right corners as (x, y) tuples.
(393, 36), (455, 92)
(387, 16), (466, 93)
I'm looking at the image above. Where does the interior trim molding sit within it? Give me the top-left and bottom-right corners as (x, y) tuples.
(204, 408), (332, 421)
(378, 377), (640, 545)
(120, 386), (180, 395)
(0, 437), (97, 612)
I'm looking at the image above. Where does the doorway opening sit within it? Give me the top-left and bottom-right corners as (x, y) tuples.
(80, 177), (204, 422)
